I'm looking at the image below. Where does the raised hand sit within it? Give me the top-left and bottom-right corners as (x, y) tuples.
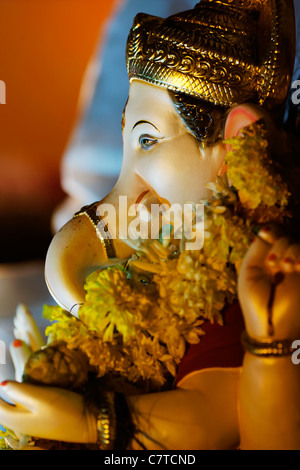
(238, 228), (300, 341)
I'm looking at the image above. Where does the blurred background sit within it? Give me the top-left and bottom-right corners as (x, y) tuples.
(0, 0), (116, 263)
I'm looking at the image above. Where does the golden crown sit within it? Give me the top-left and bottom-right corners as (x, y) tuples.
(126, 0), (295, 115)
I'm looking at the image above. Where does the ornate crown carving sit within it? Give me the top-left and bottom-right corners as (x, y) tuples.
(126, 0), (295, 115)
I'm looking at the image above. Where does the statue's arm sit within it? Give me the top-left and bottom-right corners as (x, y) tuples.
(237, 230), (300, 449)
(239, 352), (300, 449)
(127, 368), (240, 450)
(0, 368), (240, 450)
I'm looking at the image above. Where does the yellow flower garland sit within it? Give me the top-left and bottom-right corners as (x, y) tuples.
(37, 122), (290, 390)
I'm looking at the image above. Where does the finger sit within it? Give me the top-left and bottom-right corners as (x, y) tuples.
(279, 244), (300, 273)
(0, 395), (30, 436)
(243, 235), (271, 271)
(0, 395), (17, 411)
(0, 394), (26, 424)
(245, 226), (285, 271)
(9, 340), (31, 382)
(0, 381), (39, 411)
(257, 226), (283, 245)
(264, 237), (291, 273)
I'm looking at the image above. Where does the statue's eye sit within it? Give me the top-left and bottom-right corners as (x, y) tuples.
(139, 135), (158, 150)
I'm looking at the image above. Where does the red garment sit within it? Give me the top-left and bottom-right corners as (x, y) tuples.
(175, 303), (245, 385)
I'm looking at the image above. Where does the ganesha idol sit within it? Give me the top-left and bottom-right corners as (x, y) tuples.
(1, 0), (300, 451)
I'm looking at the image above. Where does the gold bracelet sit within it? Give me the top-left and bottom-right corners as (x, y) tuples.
(241, 331), (295, 357)
(95, 392), (117, 450)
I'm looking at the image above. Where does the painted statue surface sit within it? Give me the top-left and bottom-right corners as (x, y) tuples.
(0, 0), (300, 450)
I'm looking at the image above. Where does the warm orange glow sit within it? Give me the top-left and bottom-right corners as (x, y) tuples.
(0, 0), (117, 261)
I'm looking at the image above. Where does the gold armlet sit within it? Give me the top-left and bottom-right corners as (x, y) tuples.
(85, 384), (135, 450)
(95, 392), (117, 450)
(241, 331), (295, 358)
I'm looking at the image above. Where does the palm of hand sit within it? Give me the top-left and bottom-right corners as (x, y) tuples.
(238, 230), (300, 341)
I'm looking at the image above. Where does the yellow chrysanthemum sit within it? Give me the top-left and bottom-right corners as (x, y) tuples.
(42, 122), (290, 390)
